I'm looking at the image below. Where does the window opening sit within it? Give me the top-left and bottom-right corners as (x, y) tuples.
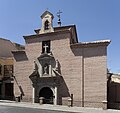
(42, 40), (51, 53)
(44, 20), (49, 30)
(4, 65), (13, 77)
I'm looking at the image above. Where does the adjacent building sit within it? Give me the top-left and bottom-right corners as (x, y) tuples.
(107, 72), (120, 109)
(0, 38), (24, 100)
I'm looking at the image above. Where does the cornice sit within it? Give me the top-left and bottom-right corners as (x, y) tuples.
(71, 40), (111, 48)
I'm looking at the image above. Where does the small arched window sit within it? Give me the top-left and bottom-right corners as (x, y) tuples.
(44, 20), (49, 30)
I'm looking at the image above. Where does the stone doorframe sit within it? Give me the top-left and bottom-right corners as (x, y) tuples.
(33, 85), (58, 105)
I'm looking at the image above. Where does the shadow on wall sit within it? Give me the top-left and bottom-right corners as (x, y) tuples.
(52, 60), (70, 104)
(13, 76), (25, 100)
(71, 46), (106, 57)
(59, 76), (70, 97)
(71, 47), (82, 56)
(12, 51), (28, 62)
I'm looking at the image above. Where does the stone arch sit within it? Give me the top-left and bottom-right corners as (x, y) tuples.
(44, 20), (49, 30)
(39, 87), (54, 104)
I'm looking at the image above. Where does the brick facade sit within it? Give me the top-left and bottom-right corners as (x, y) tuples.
(12, 11), (110, 108)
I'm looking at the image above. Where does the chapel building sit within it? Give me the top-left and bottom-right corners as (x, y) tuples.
(12, 11), (110, 108)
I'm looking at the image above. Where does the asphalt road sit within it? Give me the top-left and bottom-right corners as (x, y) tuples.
(0, 102), (120, 113)
(0, 105), (78, 113)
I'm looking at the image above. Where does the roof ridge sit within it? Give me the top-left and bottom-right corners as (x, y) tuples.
(0, 37), (11, 42)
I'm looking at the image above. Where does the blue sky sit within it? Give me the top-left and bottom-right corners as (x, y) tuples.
(0, 0), (120, 73)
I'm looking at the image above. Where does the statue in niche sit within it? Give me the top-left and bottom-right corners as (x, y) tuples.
(43, 63), (49, 75)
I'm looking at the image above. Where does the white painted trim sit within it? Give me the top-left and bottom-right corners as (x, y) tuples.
(54, 87), (57, 105)
(32, 87), (35, 103)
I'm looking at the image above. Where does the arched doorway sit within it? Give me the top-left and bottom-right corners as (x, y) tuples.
(39, 87), (54, 104)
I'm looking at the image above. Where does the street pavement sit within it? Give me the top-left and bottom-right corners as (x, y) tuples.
(0, 100), (120, 113)
(0, 106), (74, 113)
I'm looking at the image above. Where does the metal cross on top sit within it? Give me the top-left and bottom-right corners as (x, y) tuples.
(57, 10), (62, 19)
(57, 10), (62, 26)
(43, 44), (48, 53)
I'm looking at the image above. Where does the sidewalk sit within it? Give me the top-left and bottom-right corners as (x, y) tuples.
(0, 100), (120, 113)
